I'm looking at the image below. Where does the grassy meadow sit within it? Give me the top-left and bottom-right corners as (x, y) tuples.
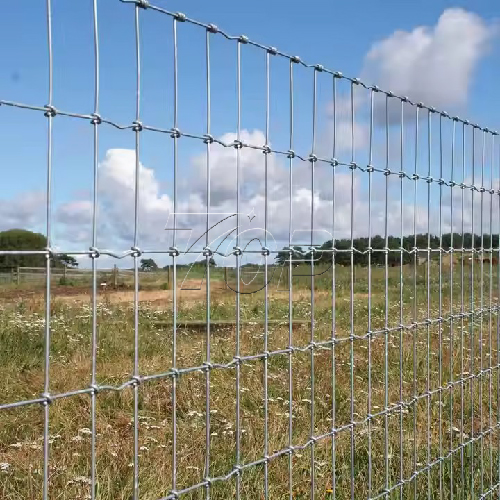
(0, 258), (499, 499)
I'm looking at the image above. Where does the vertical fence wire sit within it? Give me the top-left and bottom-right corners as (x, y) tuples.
(367, 86), (374, 500)
(310, 65), (317, 500)
(204, 22), (212, 500)
(399, 99), (405, 500)
(263, 46), (270, 500)
(412, 103), (419, 500)
(288, 58), (294, 500)
(330, 72), (337, 500)
(90, 1), (100, 498)
(132, 5), (142, 498)
(43, 1), (53, 499)
(449, 116), (456, 500)
(460, 120), (466, 498)
(438, 112), (444, 500)
(171, 14), (179, 497)
(471, 125), (476, 499)
(426, 108), (432, 500)
(480, 129), (486, 495)
(384, 92), (390, 500)
(349, 79), (356, 500)
(235, 37), (242, 500)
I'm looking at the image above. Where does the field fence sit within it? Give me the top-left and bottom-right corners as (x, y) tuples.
(1, 0), (500, 499)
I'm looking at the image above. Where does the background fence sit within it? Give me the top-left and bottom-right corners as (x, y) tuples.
(1, 0), (500, 499)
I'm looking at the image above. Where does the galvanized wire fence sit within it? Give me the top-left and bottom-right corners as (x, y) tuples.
(1, 0), (500, 499)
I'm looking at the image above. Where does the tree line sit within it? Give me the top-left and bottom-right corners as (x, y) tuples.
(0, 229), (77, 269)
(275, 233), (500, 267)
(1, 229), (496, 271)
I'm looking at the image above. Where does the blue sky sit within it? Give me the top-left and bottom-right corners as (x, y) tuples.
(0, 0), (499, 265)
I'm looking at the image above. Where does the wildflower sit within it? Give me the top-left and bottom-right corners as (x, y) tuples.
(0, 463), (10, 472)
(67, 476), (91, 486)
(78, 428), (92, 435)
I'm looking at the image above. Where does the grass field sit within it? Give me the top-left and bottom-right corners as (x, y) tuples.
(0, 259), (499, 499)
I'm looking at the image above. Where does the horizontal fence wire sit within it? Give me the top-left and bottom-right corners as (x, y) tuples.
(1, 0), (500, 499)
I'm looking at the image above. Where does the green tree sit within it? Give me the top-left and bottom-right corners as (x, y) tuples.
(140, 258), (158, 272)
(56, 254), (78, 268)
(0, 229), (83, 269)
(0, 229), (47, 268)
(274, 247), (307, 266)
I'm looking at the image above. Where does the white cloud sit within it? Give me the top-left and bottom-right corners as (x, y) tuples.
(363, 8), (495, 111)
(3, 141), (496, 266)
(56, 200), (92, 225)
(97, 148), (174, 246)
(0, 192), (46, 231)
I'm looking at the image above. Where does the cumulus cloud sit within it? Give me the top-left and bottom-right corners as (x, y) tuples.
(98, 148), (174, 245)
(321, 9), (496, 169)
(3, 140), (494, 265)
(363, 8), (496, 111)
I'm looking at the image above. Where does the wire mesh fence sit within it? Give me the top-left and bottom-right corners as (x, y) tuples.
(1, 0), (500, 499)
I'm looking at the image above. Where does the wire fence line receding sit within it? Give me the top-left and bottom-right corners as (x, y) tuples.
(1, 1), (500, 499)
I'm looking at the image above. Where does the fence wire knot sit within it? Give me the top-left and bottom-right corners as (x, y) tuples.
(44, 105), (57, 117)
(170, 127), (181, 138)
(90, 113), (102, 125)
(131, 246), (142, 257)
(169, 247), (180, 257)
(41, 393), (52, 406)
(89, 246), (100, 259)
